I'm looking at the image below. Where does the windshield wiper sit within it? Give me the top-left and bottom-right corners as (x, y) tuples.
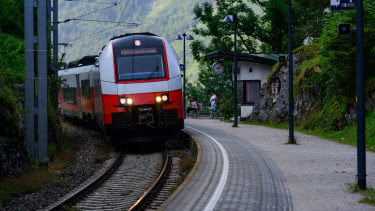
(146, 56), (160, 80)
(146, 65), (159, 80)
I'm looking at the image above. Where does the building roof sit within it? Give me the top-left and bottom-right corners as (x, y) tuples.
(205, 51), (284, 66)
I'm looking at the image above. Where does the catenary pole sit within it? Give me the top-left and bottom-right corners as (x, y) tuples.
(37, 0), (48, 163)
(356, 0), (366, 190)
(24, 0), (35, 161)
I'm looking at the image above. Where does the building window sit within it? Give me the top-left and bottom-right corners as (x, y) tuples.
(238, 80), (260, 105)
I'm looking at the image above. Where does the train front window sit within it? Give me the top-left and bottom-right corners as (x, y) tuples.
(116, 54), (165, 81)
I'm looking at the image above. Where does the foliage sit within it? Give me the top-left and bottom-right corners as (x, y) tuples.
(269, 1), (375, 131)
(189, 0), (329, 119)
(348, 183), (375, 205)
(317, 2), (375, 104)
(186, 81), (205, 100)
(217, 90), (234, 120)
(193, 0), (329, 54)
(0, 33), (24, 85)
(0, 80), (23, 142)
(0, 0), (24, 38)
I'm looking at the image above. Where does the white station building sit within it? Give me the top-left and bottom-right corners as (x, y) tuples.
(206, 51), (283, 118)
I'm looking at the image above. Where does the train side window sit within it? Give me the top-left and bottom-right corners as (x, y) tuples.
(81, 80), (91, 99)
(63, 87), (77, 105)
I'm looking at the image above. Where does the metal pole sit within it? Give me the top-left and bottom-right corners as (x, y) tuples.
(38, 0), (48, 163)
(288, 0), (295, 143)
(53, 0), (58, 73)
(183, 33), (186, 119)
(356, 0), (366, 190)
(233, 15), (238, 127)
(24, 0), (35, 161)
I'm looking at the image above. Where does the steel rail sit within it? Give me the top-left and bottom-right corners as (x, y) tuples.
(47, 150), (125, 211)
(128, 147), (170, 211)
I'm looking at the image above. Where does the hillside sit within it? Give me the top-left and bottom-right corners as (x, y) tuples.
(58, 0), (213, 82)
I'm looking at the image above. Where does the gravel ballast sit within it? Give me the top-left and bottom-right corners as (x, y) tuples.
(2, 123), (116, 210)
(186, 118), (375, 210)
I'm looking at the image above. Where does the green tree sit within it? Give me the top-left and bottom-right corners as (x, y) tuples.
(0, 0), (24, 37)
(190, 0), (330, 119)
(318, 1), (375, 103)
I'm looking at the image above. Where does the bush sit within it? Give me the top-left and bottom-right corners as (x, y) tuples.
(0, 33), (24, 85)
(0, 80), (23, 141)
(217, 91), (234, 120)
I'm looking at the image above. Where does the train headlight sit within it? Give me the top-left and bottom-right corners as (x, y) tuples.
(155, 96), (162, 103)
(119, 97), (133, 106)
(162, 95), (168, 102)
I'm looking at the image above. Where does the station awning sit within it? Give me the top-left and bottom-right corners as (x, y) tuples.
(205, 51), (283, 66)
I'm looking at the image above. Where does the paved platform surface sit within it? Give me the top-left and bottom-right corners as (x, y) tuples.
(162, 118), (375, 210)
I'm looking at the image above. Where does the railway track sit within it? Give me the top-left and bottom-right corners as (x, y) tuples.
(47, 147), (171, 211)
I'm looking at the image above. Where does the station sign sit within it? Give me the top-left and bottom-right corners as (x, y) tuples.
(331, 0), (355, 10)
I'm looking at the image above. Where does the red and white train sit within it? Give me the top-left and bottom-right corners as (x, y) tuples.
(58, 33), (184, 142)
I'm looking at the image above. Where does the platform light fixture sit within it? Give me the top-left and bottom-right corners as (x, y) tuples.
(175, 33), (194, 119)
(222, 14), (238, 127)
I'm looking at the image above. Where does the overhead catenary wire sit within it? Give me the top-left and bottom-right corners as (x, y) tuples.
(71, 18), (139, 25)
(67, 23), (138, 43)
(62, 0), (138, 56)
(66, 0), (117, 5)
(59, 2), (119, 24)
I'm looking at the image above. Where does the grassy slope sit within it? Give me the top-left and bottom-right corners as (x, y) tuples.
(244, 100), (375, 152)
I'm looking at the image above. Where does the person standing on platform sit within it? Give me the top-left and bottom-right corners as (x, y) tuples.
(209, 91), (216, 118)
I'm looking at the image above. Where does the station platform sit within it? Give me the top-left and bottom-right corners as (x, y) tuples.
(161, 118), (375, 210)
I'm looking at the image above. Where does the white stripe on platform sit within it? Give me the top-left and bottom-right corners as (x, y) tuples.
(186, 126), (229, 211)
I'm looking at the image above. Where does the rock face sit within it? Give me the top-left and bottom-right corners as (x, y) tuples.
(250, 52), (305, 123)
(0, 139), (31, 179)
(250, 50), (375, 124)
(0, 84), (31, 180)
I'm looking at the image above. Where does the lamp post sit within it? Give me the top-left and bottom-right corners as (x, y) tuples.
(223, 14), (238, 127)
(287, 0), (295, 144)
(356, 0), (366, 190)
(175, 33), (194, 119)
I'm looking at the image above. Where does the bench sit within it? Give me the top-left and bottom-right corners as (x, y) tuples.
(188, 103), (202, 118)
(212, 110), (220, 119)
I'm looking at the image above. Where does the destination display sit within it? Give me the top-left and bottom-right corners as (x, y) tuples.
(121, 48), (157, 55)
